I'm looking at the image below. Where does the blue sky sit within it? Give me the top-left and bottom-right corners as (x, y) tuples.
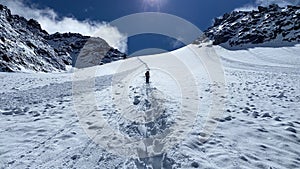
(27, 0), (251, 30)
(27, 0), (252, 55)
(2, 0), (298, 55)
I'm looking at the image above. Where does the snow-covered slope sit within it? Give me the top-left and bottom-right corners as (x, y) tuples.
(0, 4), (126, 72)
(196, 4), (300, 48)
(0, 44), (299, 169)
(0, 2), (299, 169)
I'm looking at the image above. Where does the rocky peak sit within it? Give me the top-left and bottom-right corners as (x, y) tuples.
(196, 4), (300, 48)
(0, 4), (11, 17)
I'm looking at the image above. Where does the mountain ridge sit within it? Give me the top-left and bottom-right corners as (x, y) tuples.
(200, 4), (300, 48)
(195, 4), (300, 48)
(0, 4), (126, 72)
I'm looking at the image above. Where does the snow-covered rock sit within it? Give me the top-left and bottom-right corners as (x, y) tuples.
(196, 4), (300, 48)
(0, 4), (126, 72)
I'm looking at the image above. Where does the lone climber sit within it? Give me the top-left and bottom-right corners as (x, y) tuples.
(145, 70), (150, 84)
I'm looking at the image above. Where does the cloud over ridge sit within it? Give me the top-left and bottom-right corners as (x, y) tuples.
(235, 0), (299, 11)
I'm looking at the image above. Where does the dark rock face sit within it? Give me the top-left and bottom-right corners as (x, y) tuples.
(0, 4), (126, 72)
(73, 37), (126, 69)
(45, 32), (90, 67)
(196, 5), (300, 47)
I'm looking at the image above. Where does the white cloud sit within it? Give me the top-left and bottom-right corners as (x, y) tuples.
(0, 0), (127, 52)
(255, 0), (297, 6)
(234, 5), (258, 12)
(235, 0), (299, 11)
